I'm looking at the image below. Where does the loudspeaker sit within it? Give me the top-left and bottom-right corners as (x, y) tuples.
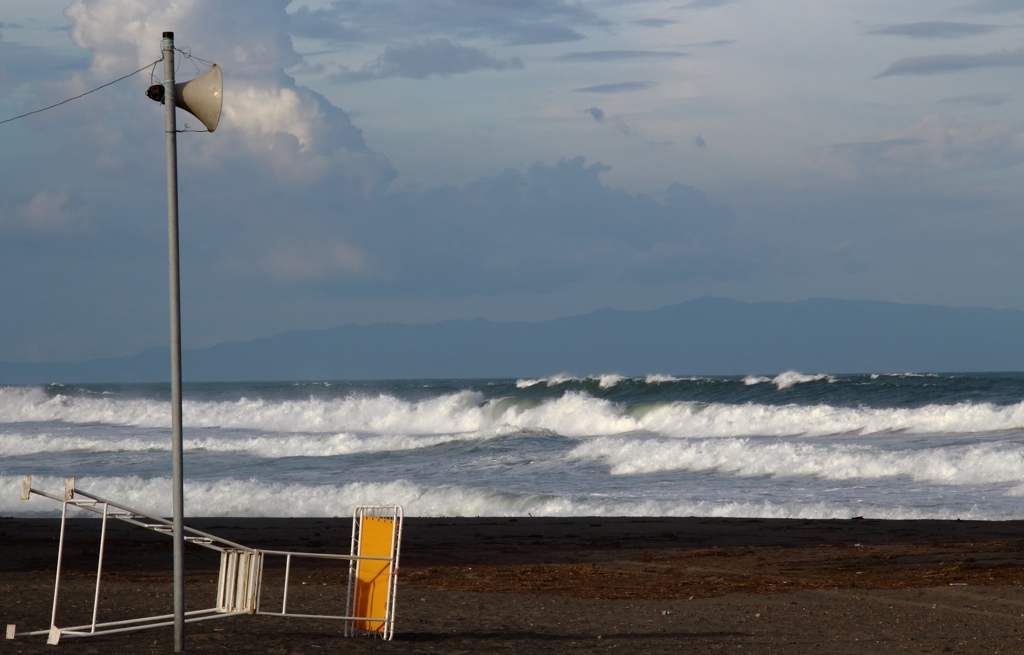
(175, 64), (222, 132)
(146, 63), (223, 132)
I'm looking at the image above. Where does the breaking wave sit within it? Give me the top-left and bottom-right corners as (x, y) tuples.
(1, 475), (1012, 520)
(569, 437), (1024, 485)
(5, 386), (1024, 460)
(744, 371), (835, 389)
(516, 374), (627, 389)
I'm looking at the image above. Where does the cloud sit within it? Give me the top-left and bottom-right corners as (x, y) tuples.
(0, 0), (752, 364)
(677, 39), (736, 48)
(876, 49), (1024, 77)
(575, 81), (658, 93)
(61, 0), (394, 193)
(865, 21), (1004, 39)
(214, 155), (735, 295)
(0, 191), (85, 235)
(288, 6), (364, 43)
(612, 116), (632, 137)
(941, 93), (1012, 106)
(959, 0), (1024, 13)
(288, 0), (603, 46)
(677, 0), (737, 9)
(359, 156), (736, 294)
(0, 40), (88, 93)
(335, 38), (523, 81)
(828, 138), (926, 159)
(262, 240), (378, 281)
(779, 115), (1024, 185)
(584, 108), (672, 147)
(502, 24), (585, 45)
(556, 50), (687, 62)
(632, 19), (676, 28)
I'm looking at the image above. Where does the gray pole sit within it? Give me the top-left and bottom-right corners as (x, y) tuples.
(161, 31), (186, 653)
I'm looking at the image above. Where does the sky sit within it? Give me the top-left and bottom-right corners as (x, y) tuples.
(1, 0), (1024, 364)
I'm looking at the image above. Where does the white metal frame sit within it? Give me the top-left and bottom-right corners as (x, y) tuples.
(344, 505), (403, 638)
(6, 477), (403, 645)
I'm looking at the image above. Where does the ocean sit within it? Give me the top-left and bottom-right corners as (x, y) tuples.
(4, 372), (1024, 520)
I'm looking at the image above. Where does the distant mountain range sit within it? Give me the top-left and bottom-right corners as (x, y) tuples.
(3, 297), (1024, 383)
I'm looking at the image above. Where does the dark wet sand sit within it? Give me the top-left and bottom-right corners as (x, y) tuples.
(4, 517), (1024, 653)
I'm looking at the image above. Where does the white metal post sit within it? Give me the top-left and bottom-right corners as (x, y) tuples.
(281, 554), (291, 614)
(161, 29), (186, 653)
(90, 503), (109, 632)
(49, 499), (68, 632)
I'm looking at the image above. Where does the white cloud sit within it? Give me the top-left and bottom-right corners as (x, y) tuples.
(62, 0), (392, 192)
(334, 38), (523, 81)
(262, 240), (379, 281)
(778, 115), (1024, 187)
(0, 191), (85, 235)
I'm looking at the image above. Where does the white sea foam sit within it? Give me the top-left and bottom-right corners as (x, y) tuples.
(516, 379), (541, 388)
(0, 430), (484, 458)
(531, 394), (1024, 439)
(0, 475), (1012, 520)
(870, 373), (938, 379)
(545, 374), (578, 386)
(774, 371), (834, 389)
(5, 387), (1024, 456)
(569, 437), (1024, 485)
(0, 387), (494, 435)
(518, 374), (697, 386)
(645, 374), (680, 383)
(744, 371), (834, 389)
(516, 374), (627, 388)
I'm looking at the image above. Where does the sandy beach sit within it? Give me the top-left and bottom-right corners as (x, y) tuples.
(4, 516), (1024, 653)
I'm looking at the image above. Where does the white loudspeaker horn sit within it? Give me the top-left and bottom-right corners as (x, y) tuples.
(174, 63), (223, 132)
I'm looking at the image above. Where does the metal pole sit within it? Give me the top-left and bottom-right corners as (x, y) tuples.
(90, 503), (109, 632)
(49, 499), (68, 631)
(162, 30), (186, 653)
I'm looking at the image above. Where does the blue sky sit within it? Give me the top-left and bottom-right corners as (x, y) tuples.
(2, 0), (1024, 363)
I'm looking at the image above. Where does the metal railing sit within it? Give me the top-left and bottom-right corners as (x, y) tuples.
(5, 477), (403, 645)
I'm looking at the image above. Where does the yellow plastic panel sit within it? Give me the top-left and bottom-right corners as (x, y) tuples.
(353, 516), (394, 632)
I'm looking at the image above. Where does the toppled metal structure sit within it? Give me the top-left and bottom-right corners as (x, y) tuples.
(6, 477), (402, 645)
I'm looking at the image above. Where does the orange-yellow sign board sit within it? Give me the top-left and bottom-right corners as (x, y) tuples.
(353, 516), (394, 632)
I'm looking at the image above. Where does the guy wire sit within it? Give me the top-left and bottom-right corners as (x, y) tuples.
(0, 59), (162, 127)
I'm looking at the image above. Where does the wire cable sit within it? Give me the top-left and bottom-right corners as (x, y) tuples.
(0, 59), (161, 127)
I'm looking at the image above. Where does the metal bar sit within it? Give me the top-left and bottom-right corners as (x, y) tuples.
(162, 29), (185, 653)
(281, 554), (291, 615)
(227, 552), (237, 611)
(216, 551), (226, 611)
(54, 611), (248, 640)
(386, 506), (404, 640)
(72, 488), (252, 550)
(41, 608), (221, 634)
(233, 552), (246, 611)
(252, 551), (263, 614)
(12, 630), (57, 637)
(259, 613), (389, 621)
(345, 508), (359, 637)
(49, 499), (68, 631)
(90, 503), (109, 632)
(28, 488), (66, 504)
(258, 549), (392, 561)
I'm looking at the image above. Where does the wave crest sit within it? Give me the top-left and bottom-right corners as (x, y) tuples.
(569, 437), (1024, 484)
(0, 475), (1010, 520)
(744, 371), (834, 389)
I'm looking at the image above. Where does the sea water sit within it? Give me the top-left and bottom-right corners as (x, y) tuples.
(4, 372), (1024, 519)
